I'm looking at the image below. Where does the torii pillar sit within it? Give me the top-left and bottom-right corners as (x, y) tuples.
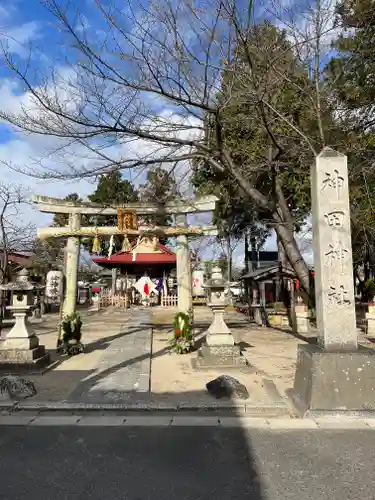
(176, 214), (193, 315)
(63, 213), (81, 316)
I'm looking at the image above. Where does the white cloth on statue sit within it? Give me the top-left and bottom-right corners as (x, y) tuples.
(134, 276), (156, 297)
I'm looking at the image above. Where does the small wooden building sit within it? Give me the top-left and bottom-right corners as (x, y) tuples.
(241, 263), (296, 306)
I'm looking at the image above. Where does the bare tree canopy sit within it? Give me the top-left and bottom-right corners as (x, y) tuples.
(0, 0), (343, 294)
(0, 183), (35, 282)
(0, 0), (337, 175)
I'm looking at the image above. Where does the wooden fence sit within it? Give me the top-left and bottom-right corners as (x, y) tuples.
(99, 288), (129, 308)
(161, 294), (178, 307)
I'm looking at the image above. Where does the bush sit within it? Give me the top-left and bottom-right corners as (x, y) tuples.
(58, 312), (84, 356)
(169, 312), (193, 354)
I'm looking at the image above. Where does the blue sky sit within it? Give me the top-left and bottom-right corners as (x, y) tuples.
(0, 0), (96, 227)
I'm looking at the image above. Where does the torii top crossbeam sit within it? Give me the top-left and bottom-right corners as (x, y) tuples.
(31, 194), (219, 239)
(30, 195), (218, 216)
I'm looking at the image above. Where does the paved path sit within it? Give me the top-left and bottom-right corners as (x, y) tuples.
(69, 309), (153, 402)
(0, 422), (374, 500)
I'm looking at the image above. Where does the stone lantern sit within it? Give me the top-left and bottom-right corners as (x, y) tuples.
(195, 266), (246, 368)
(0, 268), (50, 372)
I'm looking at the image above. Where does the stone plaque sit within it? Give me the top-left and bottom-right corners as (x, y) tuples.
(311, 148), (357, 350)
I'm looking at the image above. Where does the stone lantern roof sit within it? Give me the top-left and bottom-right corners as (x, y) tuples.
(203, 266), (229, 290)
(0, 268), (42, 292)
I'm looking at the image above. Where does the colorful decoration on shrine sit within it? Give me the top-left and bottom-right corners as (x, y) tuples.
(91, 234), (101, 254)
(169, 312), (193, 354)
(121, 234), (131, 252)
(117, 209), (138, 232)
(134, 276), (156, 298)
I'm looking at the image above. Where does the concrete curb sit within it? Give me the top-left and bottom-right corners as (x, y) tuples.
(1, 414), (375, 428)
(1, 400), (291, 417)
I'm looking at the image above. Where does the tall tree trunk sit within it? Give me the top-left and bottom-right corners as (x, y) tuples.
(277, 234), (287, 268)
(250, 234), (257, 271)
(274, 223), (310, 293)
(225, 234), (233, 304)
(244, 231), (249, 303)
(244, 232), (249, 273)
(274, 176), (311, 296)
(226, 234), (232, 282)
(218, 151), (311, 296)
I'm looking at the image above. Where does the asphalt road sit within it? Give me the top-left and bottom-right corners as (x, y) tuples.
(0, 424), (373, 500)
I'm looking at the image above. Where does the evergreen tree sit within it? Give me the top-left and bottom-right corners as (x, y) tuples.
(327, 0), (375, 122)
(87, 171), (138, 254)
(138, 167), (178, 244)
(326, 0), (375, 283)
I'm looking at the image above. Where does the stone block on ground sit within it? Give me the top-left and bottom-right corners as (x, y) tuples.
(206, 375), (249, 400)
(292, 343), (375, 415)
(0, 375), (37, 400)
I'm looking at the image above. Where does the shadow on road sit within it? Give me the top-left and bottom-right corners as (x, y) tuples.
(0, 392), (265, 500)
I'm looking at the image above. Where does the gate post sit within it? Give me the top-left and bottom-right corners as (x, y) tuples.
(63, 213), (81, 316)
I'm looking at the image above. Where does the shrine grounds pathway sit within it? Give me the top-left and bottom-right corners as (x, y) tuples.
(4, 306), (375, 415)
(2, 307), (296, 414)
(0, 421), (374, 500)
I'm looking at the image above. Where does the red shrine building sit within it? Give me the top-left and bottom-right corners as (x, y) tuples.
(92, 236), (176, 279)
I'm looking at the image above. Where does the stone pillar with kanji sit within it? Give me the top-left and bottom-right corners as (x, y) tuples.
(293, 148), (375, 415)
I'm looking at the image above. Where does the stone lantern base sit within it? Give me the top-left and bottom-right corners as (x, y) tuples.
(0, 345), (50, 373)
(195, 344), (247, 369)
(0, 308), (50, 373)
(194, 267), (248, 369)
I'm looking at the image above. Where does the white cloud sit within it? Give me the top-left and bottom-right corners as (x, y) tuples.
(0, 74), (97, 228)
(0, 0), (19, 23)
(75, 15), (91, 33)
(0, 21), (41, 57)
(270, 0), (341, 59)
(0, 70), (204, 231)
(0, 5), (12, 21)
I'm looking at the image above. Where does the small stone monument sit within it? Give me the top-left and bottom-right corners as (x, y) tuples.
(195, 267), (246, 368)
(0, 269), (50, 372)
(293, 148), (375, 415)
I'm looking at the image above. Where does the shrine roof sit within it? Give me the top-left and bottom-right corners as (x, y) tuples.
(92, 240), (176, 266)
(92, 253), (176, 265)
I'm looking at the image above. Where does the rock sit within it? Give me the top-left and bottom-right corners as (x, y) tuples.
(206, 375), (249, 400)
(0, 376), (37, 400)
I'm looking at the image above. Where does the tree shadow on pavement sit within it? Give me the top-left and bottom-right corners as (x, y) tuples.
(0, 390), (265, 500)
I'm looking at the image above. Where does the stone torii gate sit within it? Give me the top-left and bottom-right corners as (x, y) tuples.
(31, 195), (218, 316)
